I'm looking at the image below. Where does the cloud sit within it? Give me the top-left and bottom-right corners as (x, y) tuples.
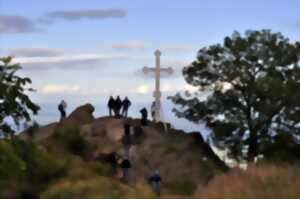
(161, 45), (197, 53)
(8, 47), (63, 57)
(40, 84), (112, 96)
(0, 15), (39, 34)
(14, 53), (127, 70)
(100, 41), (146, 51)
(45, 9), (127, 21)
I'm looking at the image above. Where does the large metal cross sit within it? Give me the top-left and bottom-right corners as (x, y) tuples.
(143, 50), (174, 122)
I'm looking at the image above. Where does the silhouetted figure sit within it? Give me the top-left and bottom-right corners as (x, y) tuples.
(107, 96), (116, 117)
(58, 100), (67, 121)
(120, 157), (131, 183)
(140, 108), (148, 126)
(121, 97), (132, 117)
(151, 101), (156, 121)
(107, 152), (119, 174)
(122, 124), (132, 156)
(148, 170), (162, 197)
(114, 96), (122, 118)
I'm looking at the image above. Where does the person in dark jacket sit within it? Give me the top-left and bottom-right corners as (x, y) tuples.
(114, 96), (122, 118)
(140, 108), (148, 126)
(120, 157), (131, 183)
(58, 100), (67, 121)
(122, 124), (132, 157)
(148, 170), (162, 197)
(107, 96), (115, 117)
(121, 97), (132, 117)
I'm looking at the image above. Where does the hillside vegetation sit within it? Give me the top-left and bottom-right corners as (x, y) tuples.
(1, 104), (226, 199)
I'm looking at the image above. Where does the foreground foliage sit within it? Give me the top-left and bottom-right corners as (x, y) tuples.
(195, 164), (300, 199)
(0, 57), (40, 138)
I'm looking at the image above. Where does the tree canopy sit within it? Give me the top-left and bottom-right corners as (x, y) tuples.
(0, 57), (40, 138)
(170, 30), (300, 162)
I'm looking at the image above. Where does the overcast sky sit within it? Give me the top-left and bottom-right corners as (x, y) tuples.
(1, 0), (300, 132)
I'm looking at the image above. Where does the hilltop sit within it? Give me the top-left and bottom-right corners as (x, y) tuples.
(6, 103), (226, 199)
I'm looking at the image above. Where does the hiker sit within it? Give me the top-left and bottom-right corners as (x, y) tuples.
(140, 108), (148, 126)
(107, 152), (119, 174)
(151, 101), (156, 121)
(107, 96), (116, 117)
(114, 96), (122, 118)
(120, 157), (131, 183)
(148, 170), (162, 197)
(58, 100), (67, 121)
(122, 124), (132, 157)
(121, 97), (132, 117)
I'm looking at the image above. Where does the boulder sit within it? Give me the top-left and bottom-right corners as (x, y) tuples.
(60, 103), (95, 128)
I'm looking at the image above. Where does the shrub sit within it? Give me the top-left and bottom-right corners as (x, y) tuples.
(164, 180), (197, 196)
(26, 122), (40, 139)
(41, 177), (156, 199)
(195, 165), (300, 199)
(0, 139), (66, 199)
(52, 127), (91, 157)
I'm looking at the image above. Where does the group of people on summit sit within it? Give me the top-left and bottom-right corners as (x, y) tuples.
(108, 96), (132, 118)
(57, 98), (161, 197)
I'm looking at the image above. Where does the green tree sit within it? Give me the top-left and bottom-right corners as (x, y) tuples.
(0, 57), (40, 138)
(169, 30), (300, 162)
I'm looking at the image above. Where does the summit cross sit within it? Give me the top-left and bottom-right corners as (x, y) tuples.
(143, 50), (174, 122)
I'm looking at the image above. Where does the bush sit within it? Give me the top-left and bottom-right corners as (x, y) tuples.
(52, 128), (91, 157)
(26, 122), (40, 139)
(41, 177), (155, 199)
(164, 180), (197, 196)
(0, 139), (66, 199)
(195, 165), (300, 199)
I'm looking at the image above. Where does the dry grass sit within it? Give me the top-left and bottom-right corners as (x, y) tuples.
(194, 164), (300, 199)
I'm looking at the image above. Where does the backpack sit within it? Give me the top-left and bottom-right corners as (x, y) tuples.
(58, 104), (64, 111)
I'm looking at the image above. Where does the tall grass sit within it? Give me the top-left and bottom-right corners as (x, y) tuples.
(194, 164), (300, 199)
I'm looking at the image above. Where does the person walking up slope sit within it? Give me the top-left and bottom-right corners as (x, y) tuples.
(148, 170), (162, 197)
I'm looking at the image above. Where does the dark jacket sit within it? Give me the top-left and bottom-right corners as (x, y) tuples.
(108, 98), (115, 108)
(115, 97), (122, 110)
(120, 159), (131, 169)
(122, 98), (132, 109)
(148, 174), (162, 183)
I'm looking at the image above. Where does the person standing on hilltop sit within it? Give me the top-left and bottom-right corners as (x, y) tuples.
(121, 97), (132, 118)
(114, 96), (122, 118)
(58, 100), (67, 121)
(151, 101), (156, 121)
(107, 96), (116, 117)
(140, 107), (148, 126)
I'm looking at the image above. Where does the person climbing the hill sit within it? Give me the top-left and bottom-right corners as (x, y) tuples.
(121, 97), (132, 118)
(107, 96), (115, 117)
(120, 156), (131, 183)
(151, 101), (156, 121)
(122, 124), (132, 157)
(114, 96), (122, 118)
(58, 100), (67, 121)
(147, 170), (162, 197)
(107, 152), (120, 174)
(140, 107), (148, 126)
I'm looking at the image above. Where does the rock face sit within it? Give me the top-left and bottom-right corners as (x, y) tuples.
(61, 103), (95, 128)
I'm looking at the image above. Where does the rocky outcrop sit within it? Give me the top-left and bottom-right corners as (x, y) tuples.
(59, 103), (95, 128)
